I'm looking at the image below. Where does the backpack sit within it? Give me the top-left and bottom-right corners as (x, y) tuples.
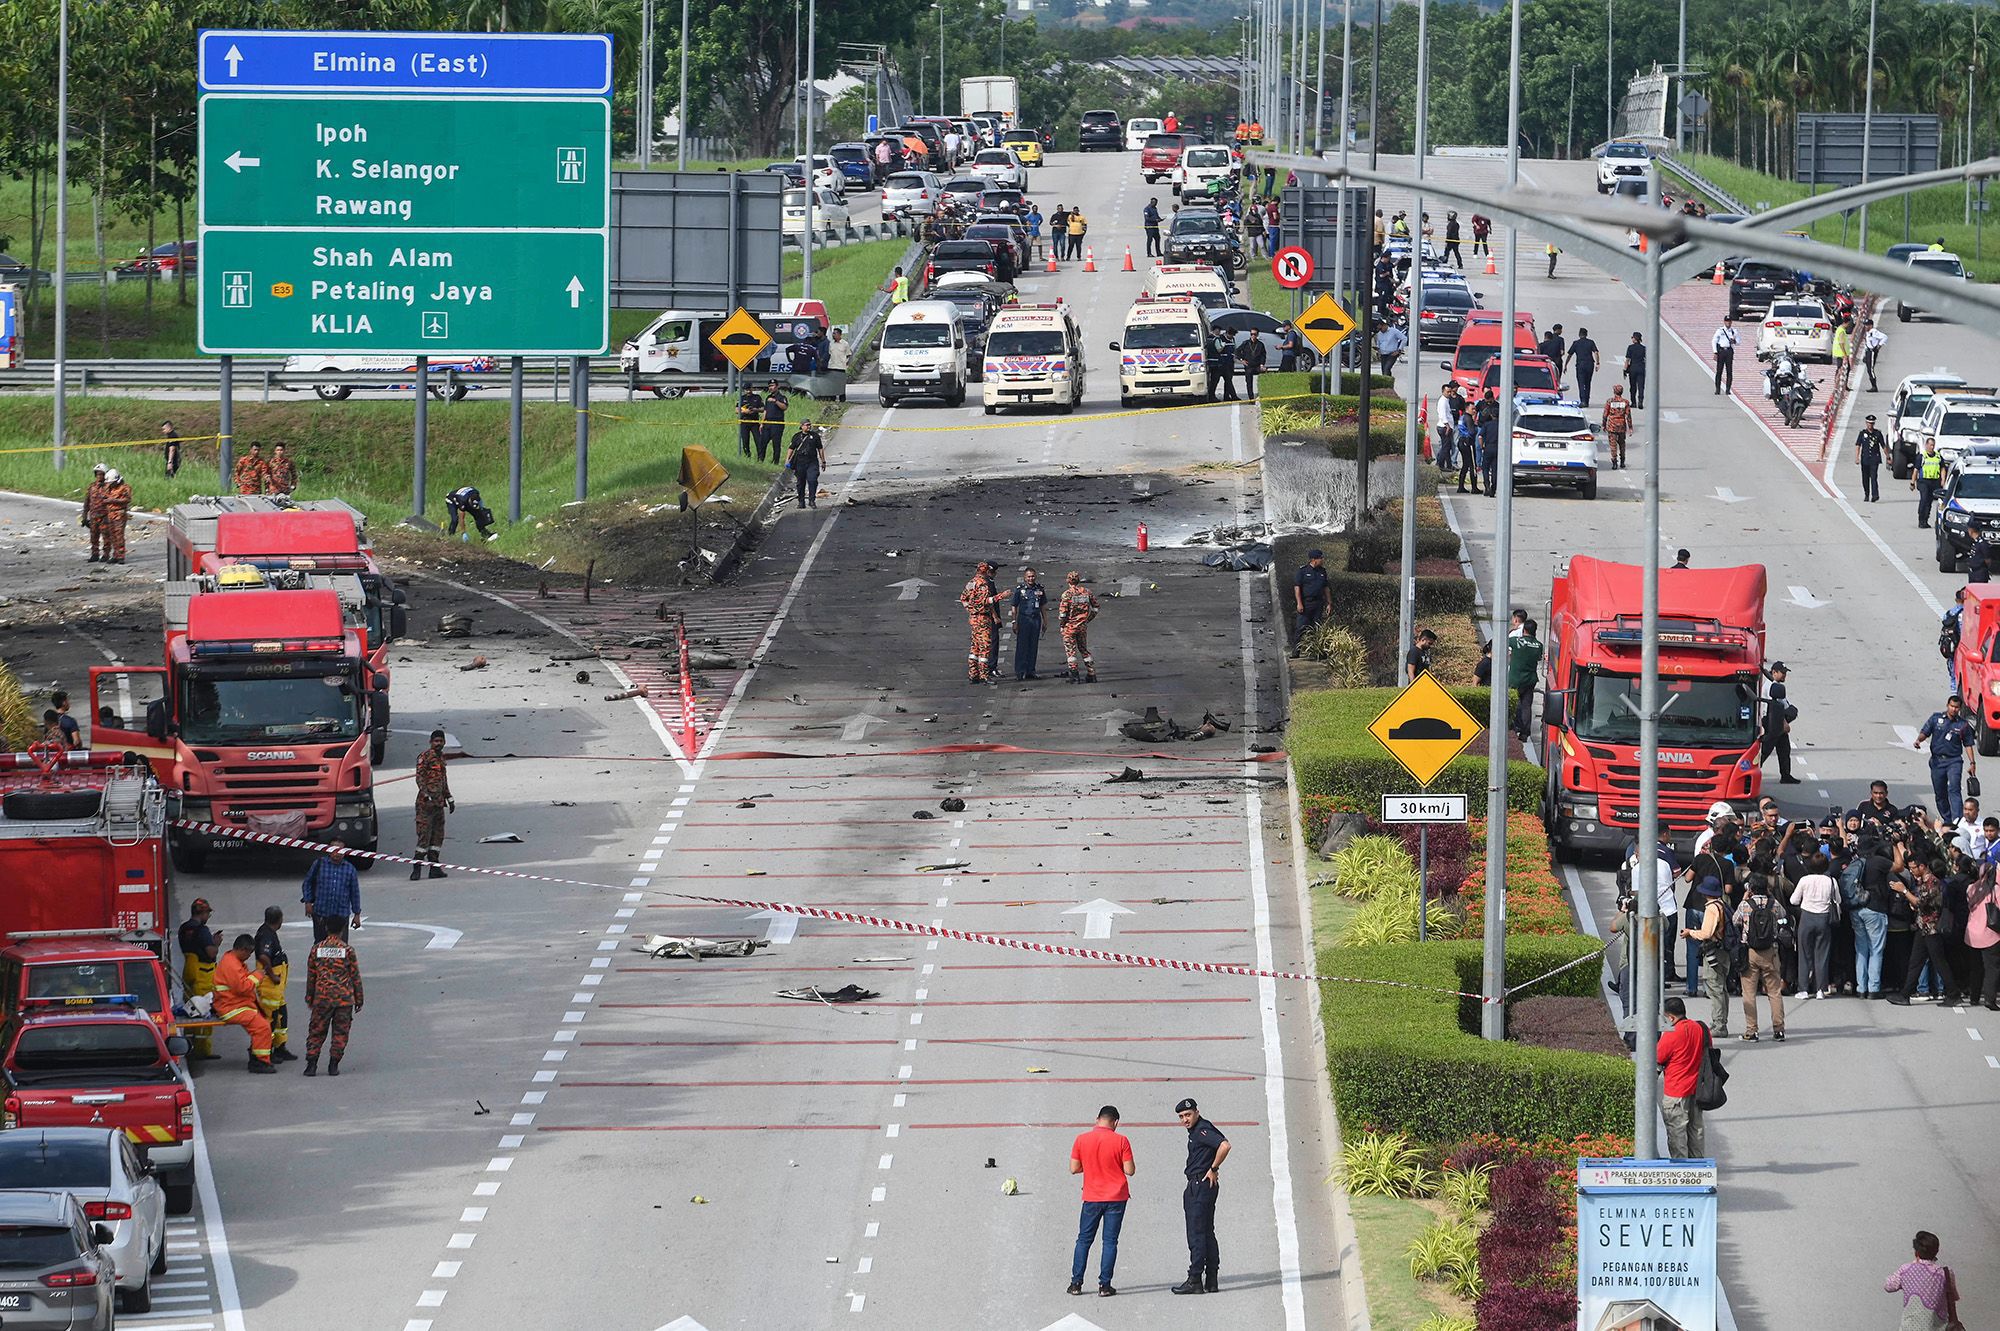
(1941, 609), (1961, 660)
(1693, 1025), (1730, 1111)
(1839, 856), (1867, 910)
(1745, 896), (1779, 950)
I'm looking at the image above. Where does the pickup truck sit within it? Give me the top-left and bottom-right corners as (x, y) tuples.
(1, 1006), (194, 1214)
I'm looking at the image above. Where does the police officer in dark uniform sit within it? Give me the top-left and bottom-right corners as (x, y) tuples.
(1291, 548), (1331, 654)
(1171, 1097), (1230, 1295)
(1209, 328), (1237, 401)
(736, 383), (764, 457)
(253, 906), (298, 1063)
(1855, 415), (1887, 503)
(1759, 661), (1800, 785)
(1916, 694), (1978, 821)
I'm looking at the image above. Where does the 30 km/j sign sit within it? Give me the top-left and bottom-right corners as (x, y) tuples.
(198, 29), (610, 358)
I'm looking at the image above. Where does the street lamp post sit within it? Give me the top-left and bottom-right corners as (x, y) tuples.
(1859, 0), (1876, 250)
(1366, 0), (1381, 168)
(1605, 0), (1614, 142)
(1396, 0), (1430, 681)
(639, 0), (654, 167)
(1568, 64), (1578, 159)
(1673, 0), (1685, 151)
(803, 0), (817, 298)
(53, 0), (70, 468)
(939, 1), (947, 115)
(1314, 0), (1328, 155)
(675, 0), (691, 168)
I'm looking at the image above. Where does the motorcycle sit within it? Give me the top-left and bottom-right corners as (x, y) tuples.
(1760, 351), (1816, 428)
(1804, 275), (1857, 327)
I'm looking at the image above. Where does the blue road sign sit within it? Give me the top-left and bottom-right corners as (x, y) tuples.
(198, 30), (612, 96)
(867, 113), (880, 135)
(0, 288), (14, 342)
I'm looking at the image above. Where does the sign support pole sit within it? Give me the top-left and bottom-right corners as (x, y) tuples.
(217, 356), (234, 487)
(1416, 823), (1429, 941)
(509, 356), (525, 523)
(412, 357), (428, 520)
(574, 356), (590, 503)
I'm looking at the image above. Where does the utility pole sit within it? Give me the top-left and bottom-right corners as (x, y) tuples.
(676, 0), (691, 169)
(1673, 0), (1685, 152)
(1483, 0), (1523, 1043)
(638, 0), (654, 166)
(1314, 0), (1328, 154)
(1605, 0), (1614, 142)
(1633, 212), (1666, 1161)
(1859, 0), (1876, 250)
(1366, 0), (1381, 167)
(1568, 65), (1578, 159)
(803, 0), (817, 298)
(53, 0), (69, 468)
(1396, 0), (1429, 679)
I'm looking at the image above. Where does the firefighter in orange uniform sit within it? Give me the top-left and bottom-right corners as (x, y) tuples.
(265, 443), (298, 495)
(960, 561), (1002, 684)
(232, 442), (270, 496)
(213, 934), (276, 1073)
(1059, 571), (1100, 684)
(100, 469), (132, 564)
(81, 463), (109, 562)
(303, 918), (363, 1077)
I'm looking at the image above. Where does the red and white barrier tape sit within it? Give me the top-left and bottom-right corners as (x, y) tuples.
(172, 819), (1525, 1005)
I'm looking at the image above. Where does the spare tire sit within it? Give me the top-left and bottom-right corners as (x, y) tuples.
(3, 790), (103, 821)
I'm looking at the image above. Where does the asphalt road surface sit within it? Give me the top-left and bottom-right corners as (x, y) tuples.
(1405, 154), (2000, 1331)
(3, 147), (1341, 1331)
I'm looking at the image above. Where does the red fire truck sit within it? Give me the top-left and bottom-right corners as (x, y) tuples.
(1541, 556), (1770, 858)
(88, 586), (381, 873)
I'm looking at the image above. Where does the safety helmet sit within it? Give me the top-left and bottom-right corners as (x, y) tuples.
(1705, 800), (1737, 825)
(104, 469), (122, 484)
(92, 462), (107, 474)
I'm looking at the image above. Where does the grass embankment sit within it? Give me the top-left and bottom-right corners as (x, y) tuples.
(7, 231), (910, 359)
(1687, 152), (2000, 283)
(0, 396), (783, 572)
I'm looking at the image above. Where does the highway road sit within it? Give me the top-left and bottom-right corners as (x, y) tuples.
(3, 148), (1341, 1331)
(1399, 154), (2000, 1330)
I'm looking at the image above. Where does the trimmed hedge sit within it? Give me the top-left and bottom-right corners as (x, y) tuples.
(1348, 518), (1464, 574)
(1321, 935), (1632, 1143)
(1288, 687), (1543, 818)
(1328, 568), (1478, 623)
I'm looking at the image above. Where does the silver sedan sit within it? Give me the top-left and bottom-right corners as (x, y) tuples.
(0, 1129), (167, 1313)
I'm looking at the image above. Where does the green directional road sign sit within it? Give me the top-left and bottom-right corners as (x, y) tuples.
(198, 229), (607, 355)
(200, 95), (609, 231)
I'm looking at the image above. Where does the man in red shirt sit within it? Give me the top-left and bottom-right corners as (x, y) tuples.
(1654, 997), (1709, 1158)
(1068, 1105), (1136, 1297)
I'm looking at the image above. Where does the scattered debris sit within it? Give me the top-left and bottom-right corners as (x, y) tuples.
(737, 800), (757, 809)
(473, 1101), (489, 1116)
(690, 1195), (708, 1205)
(549, 650), (596, 662)
(636, 935), (769, 960)
(438, 613), (473, 637)
(1105, 766), (1146, 783)
(574, 670), (591, 684)
(850, 956), (909, 963)
(1119, 706), (1232, 744)
(604, 686), (650, 701)
(1250, 744), (1279, 754)
(775, 983), (880, 1005)
(1186, 520), (1274, 546)
(1001, 1178), (1019, 1196)
(1150, 897), (1193, 906)
(1200, 544), (1274, 571)
(1026, 1067), (1050, 1074)
(628, 634), (668, 649)
(985, 1158), (997, 1169)
(916, 859), (971, 873)
(550, 801), (575, 807)
(687, 648), (738, 669)
(939, 796), (966, 813)
(477, 833), (524, 844)
(912, 809), (937, 820)
(456, 655), (489, 672)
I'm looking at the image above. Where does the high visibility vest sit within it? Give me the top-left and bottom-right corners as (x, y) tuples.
(1922, 454), (1943, 481)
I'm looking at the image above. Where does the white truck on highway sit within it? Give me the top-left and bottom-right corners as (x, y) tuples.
(959, 76), (1019, 121)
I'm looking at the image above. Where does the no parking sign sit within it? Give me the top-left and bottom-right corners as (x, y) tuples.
(1271, 246), (1314, 290)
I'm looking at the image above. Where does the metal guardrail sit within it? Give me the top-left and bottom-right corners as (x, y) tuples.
(0, 358), (733, 400)
(1656, 154), (1750, 216)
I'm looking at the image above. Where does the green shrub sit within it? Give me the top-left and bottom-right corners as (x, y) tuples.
(1321, 936), (1632, 1143)
(1288, 687), (1544, 819)
(1415, 1316), (1478, 1331)
(1408, 1215), (1481, 1290)
(1340, 893), (1466, 946)
(1328, 834), (1415, 900)
(1337, 1130), (1433, 1198)
(1322, 425), (1412, 460)
(1298, 623), (1373, 686)
(1327, 569), (1478, 623)
(1348, 519), (1464, 573)
(1438, 1162), (1494, 1219)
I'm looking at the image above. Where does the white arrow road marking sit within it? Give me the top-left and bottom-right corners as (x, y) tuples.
(224, 151), (261, 173)
(655, 1319), (713, 1331)
(1038, 1316), (1109, 1331)
(223, 43), (244, 76)
(889, 577), (936, 601)
(565, 276), (585, 308)
(1092, 708), (1141, 737)
(1118, 576), (1142, 596)
(840, 711), (886, 741)
(1893, 724), (1920, 748)
(1786, 585), (1830, 608)
(284, 920), (462, 950)
(1571, 305), (1596, 315)
(1064, 897), (1134, 940)
(1660, 410), (1686, 424)
(1713, 486), (1749, 503)
(744, 910), (798, 945)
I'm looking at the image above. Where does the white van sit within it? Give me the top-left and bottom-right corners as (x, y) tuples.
(1173, 144), (1236, 196)
(1125, 117), (1163, 151)
(1110, 295), (1211, 406)
(619, 309), (733, 397)
(1144, 263), (1233, 310)
(878, 301), (969, 407)
(981, 303), (1084, 415)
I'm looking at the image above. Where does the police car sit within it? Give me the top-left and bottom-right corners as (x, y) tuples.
(1936, 454), (2000, 571)
(280, 353), (496, 401)
(1509, 394), (1599, 499)
(1596, 140), (1655, 194)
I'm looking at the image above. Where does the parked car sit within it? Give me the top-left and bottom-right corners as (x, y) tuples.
(1890, 372), (1973, 477)
(762, 161), (807, 187)
(929, 271), (1017, 304)
(1901, 249), (1970, 322)
(977, 189), (1027, 217)
(280, 353), (496, 401)
(1413, 284), (1483, 348)
(1511, 395), (1599, 498)
(1595, 140), (1655, 194)
(1078, 109), (1123, 151)
(1727, 261), (1797, 320)
(0, 1191), (117, 1329)
(881, 170), (942, 217)
(781, 187), (850, 236)
(1478, 352), (1564, 398)
(0, 1129), (165, 1313)
(964, 223), (1026, 278)
(1755, 297), (1835, 361)
(1124, 117), (1163, 151)
(113, 241), (196, 279)
(828, 142), (878, 187)
(1163, 209), (1242, 270)
(1935, 455), (2000, 571)
(790, 155), (845, 195)
(1001, 129), (1044, 167)
(971, 147), (1027, 190)
(1917, 391), (2000, 469)
(1209, 307), (1291, 366)
(925, 239), (1005, 289)
(1140, 132), (1194, 183)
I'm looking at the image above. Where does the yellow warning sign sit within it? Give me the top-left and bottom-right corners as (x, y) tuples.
(678, 445), (730, 509)
(1296, 291), (1358, 357)
(1366, 672), (1485, 787)
(708, 307), (772, 372)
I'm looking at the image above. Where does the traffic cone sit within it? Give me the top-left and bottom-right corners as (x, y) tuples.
(1711, 261), (1725, 285)
(1083, 247), (1098, 273)
(1046, 248), (1059, 273)
(1483, 252), (1497, 276)
(1121, 245), (1136, 272)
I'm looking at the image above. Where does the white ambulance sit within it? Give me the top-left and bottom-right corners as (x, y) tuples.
(1110, 295), (1212, 406)
(980, 303), (1085, 414)
(1142, 262), (1234, 310)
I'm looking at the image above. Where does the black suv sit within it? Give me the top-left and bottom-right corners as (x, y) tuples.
(1079, 109), (1122, 152)
(1727, 261), (1797, 321)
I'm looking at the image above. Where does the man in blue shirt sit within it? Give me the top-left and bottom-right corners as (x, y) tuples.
(1170, 1097), (1230, 1295)
(1008, 568), (1049, 681)
(300, 840), (363, 942)
(1916, 694), (1978, 821)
